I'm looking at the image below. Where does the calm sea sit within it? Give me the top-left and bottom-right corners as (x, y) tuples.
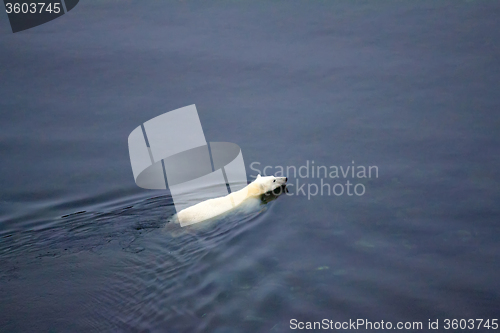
(1, 1), (499, 331)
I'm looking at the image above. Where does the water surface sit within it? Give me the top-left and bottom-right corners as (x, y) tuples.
(1, 1), (499, 332)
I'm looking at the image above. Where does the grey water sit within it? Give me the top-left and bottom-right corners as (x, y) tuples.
(1, 1), (499, 332)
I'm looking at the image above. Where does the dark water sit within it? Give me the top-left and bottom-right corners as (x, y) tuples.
(1, 1), (499, 332)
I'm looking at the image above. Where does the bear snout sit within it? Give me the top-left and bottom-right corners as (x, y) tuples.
(277, 177), (287, 185)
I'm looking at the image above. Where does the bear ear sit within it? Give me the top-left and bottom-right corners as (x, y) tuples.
(257, 174), (261, 179)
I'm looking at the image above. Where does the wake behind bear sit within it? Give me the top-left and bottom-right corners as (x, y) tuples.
(175, 175), (287, 227)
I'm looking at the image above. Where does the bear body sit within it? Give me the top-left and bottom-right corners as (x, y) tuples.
(176, 174), (287, 226)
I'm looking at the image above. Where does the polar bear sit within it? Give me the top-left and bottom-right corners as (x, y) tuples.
(176, 174), (287, 227)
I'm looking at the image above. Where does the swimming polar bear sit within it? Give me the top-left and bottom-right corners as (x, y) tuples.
(176, 174), (287, 227)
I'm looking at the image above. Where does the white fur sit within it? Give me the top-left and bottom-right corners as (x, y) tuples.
(176, 174), (287, 226)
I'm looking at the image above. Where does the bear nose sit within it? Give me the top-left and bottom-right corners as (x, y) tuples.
(285, 177), (288, 182)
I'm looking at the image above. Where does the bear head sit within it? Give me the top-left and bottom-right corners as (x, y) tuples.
(253, 174), (287, 194)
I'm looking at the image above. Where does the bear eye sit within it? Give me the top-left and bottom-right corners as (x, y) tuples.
(273, 180), (276, 182)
